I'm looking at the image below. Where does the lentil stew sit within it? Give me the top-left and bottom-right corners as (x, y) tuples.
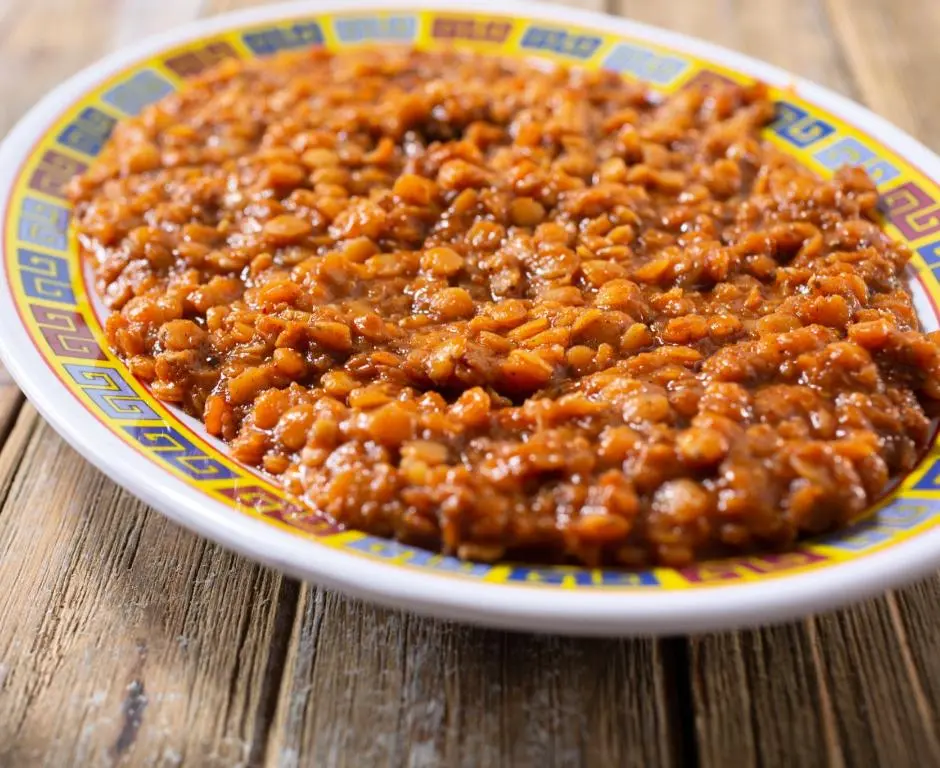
(68, 48), (940, 568)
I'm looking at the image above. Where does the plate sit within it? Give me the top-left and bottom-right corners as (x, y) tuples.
(3, 0), (940, 636)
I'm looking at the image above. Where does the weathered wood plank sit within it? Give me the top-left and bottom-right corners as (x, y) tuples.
(891, 579), (940, 722)
(825, 0), (940, 151)
(0, 416), (295, 767)
(690, 623), (842, 768)
(614, 2), (940, 767)
(0, 383), (25, 456)
(809, 602), (940, 766)
(266, 588), (680, 768)
(0, 399), (37, 511)
(0, 0), (114, 134)
(0, 3), (298, 766)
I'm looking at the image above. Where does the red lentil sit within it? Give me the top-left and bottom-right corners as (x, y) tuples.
(69, 48), (940, 568)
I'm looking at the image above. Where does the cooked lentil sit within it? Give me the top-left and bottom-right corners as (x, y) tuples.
(69, 48), (940, 567)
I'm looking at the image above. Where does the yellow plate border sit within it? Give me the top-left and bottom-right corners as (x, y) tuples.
(7, 5), (940, 593)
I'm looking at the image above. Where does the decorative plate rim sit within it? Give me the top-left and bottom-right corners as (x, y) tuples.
(3, 0), (940, 634)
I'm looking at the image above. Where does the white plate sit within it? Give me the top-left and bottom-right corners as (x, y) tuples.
(3, 0), (940, 635)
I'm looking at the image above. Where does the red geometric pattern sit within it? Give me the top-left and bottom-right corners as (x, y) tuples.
(28, 150), (87, 200)
(215, 484), (341, 536)
(30, 304), (105, 360)
(679, 550), (829, 583)
(163, 41), (238, 78)
(430, 16), (512, 43)
(881, 181), (940, 241)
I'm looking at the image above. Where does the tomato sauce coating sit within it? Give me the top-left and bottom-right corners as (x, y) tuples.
(69, 49), (940, 567)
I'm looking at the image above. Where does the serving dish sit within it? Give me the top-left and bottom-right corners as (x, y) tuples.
(3, 0), (940, 635)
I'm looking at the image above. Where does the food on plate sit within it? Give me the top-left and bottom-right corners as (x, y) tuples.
(68, 48), (940, 567)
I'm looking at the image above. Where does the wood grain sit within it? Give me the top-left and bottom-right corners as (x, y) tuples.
(196, 3), (678, 768)
(825, 0), (940, 151)
(0, 3), (295, 767)
(266, 588), (679, 767)
(690, 623), (838, 768)
(811, 601), (940, 766)
(618, 2), (940, 766)
(0, 415), (296, 767)
(2, 1), (940, 766)
(0, 0), (114, 134)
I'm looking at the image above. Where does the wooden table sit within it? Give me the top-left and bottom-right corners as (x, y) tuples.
(2, 0), (939, 765)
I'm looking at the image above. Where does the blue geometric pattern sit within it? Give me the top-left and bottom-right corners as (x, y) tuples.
(505, 565), (660, 586)
(56, 106), (116, 157)
(602, 42), (688, 86)
(63, 364), (161, 422)
(103, 70), (175, 115)
(911, 456), (940, 490)
(821, 499), (940, 552)
(813, 136), (900, 187)
(520, 26), (602, 59)
(17, 198), (69, 252)
(334, 15), (416, 42)
(123, 425), (238, 480)
(344, 537), (492, 577)
(917, 240), (940, 270)
(242, 22), (323, 55)
(17, 248), (75, 305)
(771, 101), (836, 148)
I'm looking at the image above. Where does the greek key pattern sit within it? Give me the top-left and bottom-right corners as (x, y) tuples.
(520, 25), (603, 60)
(813, 137), (901, 188)
(881, 181), (940, 242)
(821, 499), (940, 553)
(56, 107), (116, 158)
(30, 305), (104, 360)
(334, 15), (416, 43)
(242, 21), (323, 56)
(28, 150), (87, 200)
(18, 198), (69, 252)
(163, 41), (239, 78)
(345, 537), (495, 578)
(123, 426), (239, 481)
(771, 101), (836, 148)
(602, 42), (689, 87)
(214, 484), (343, 535)
(103, 70), (175, 116)
(63, 364), (161, 422)
(6, 9), (940, 589)
(429, 16), (513, 43)
(17, 248), (74, 304)
(505, 564), (660, 587)
(215, 484), (291, 515)
(679, 551), (828, 584)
